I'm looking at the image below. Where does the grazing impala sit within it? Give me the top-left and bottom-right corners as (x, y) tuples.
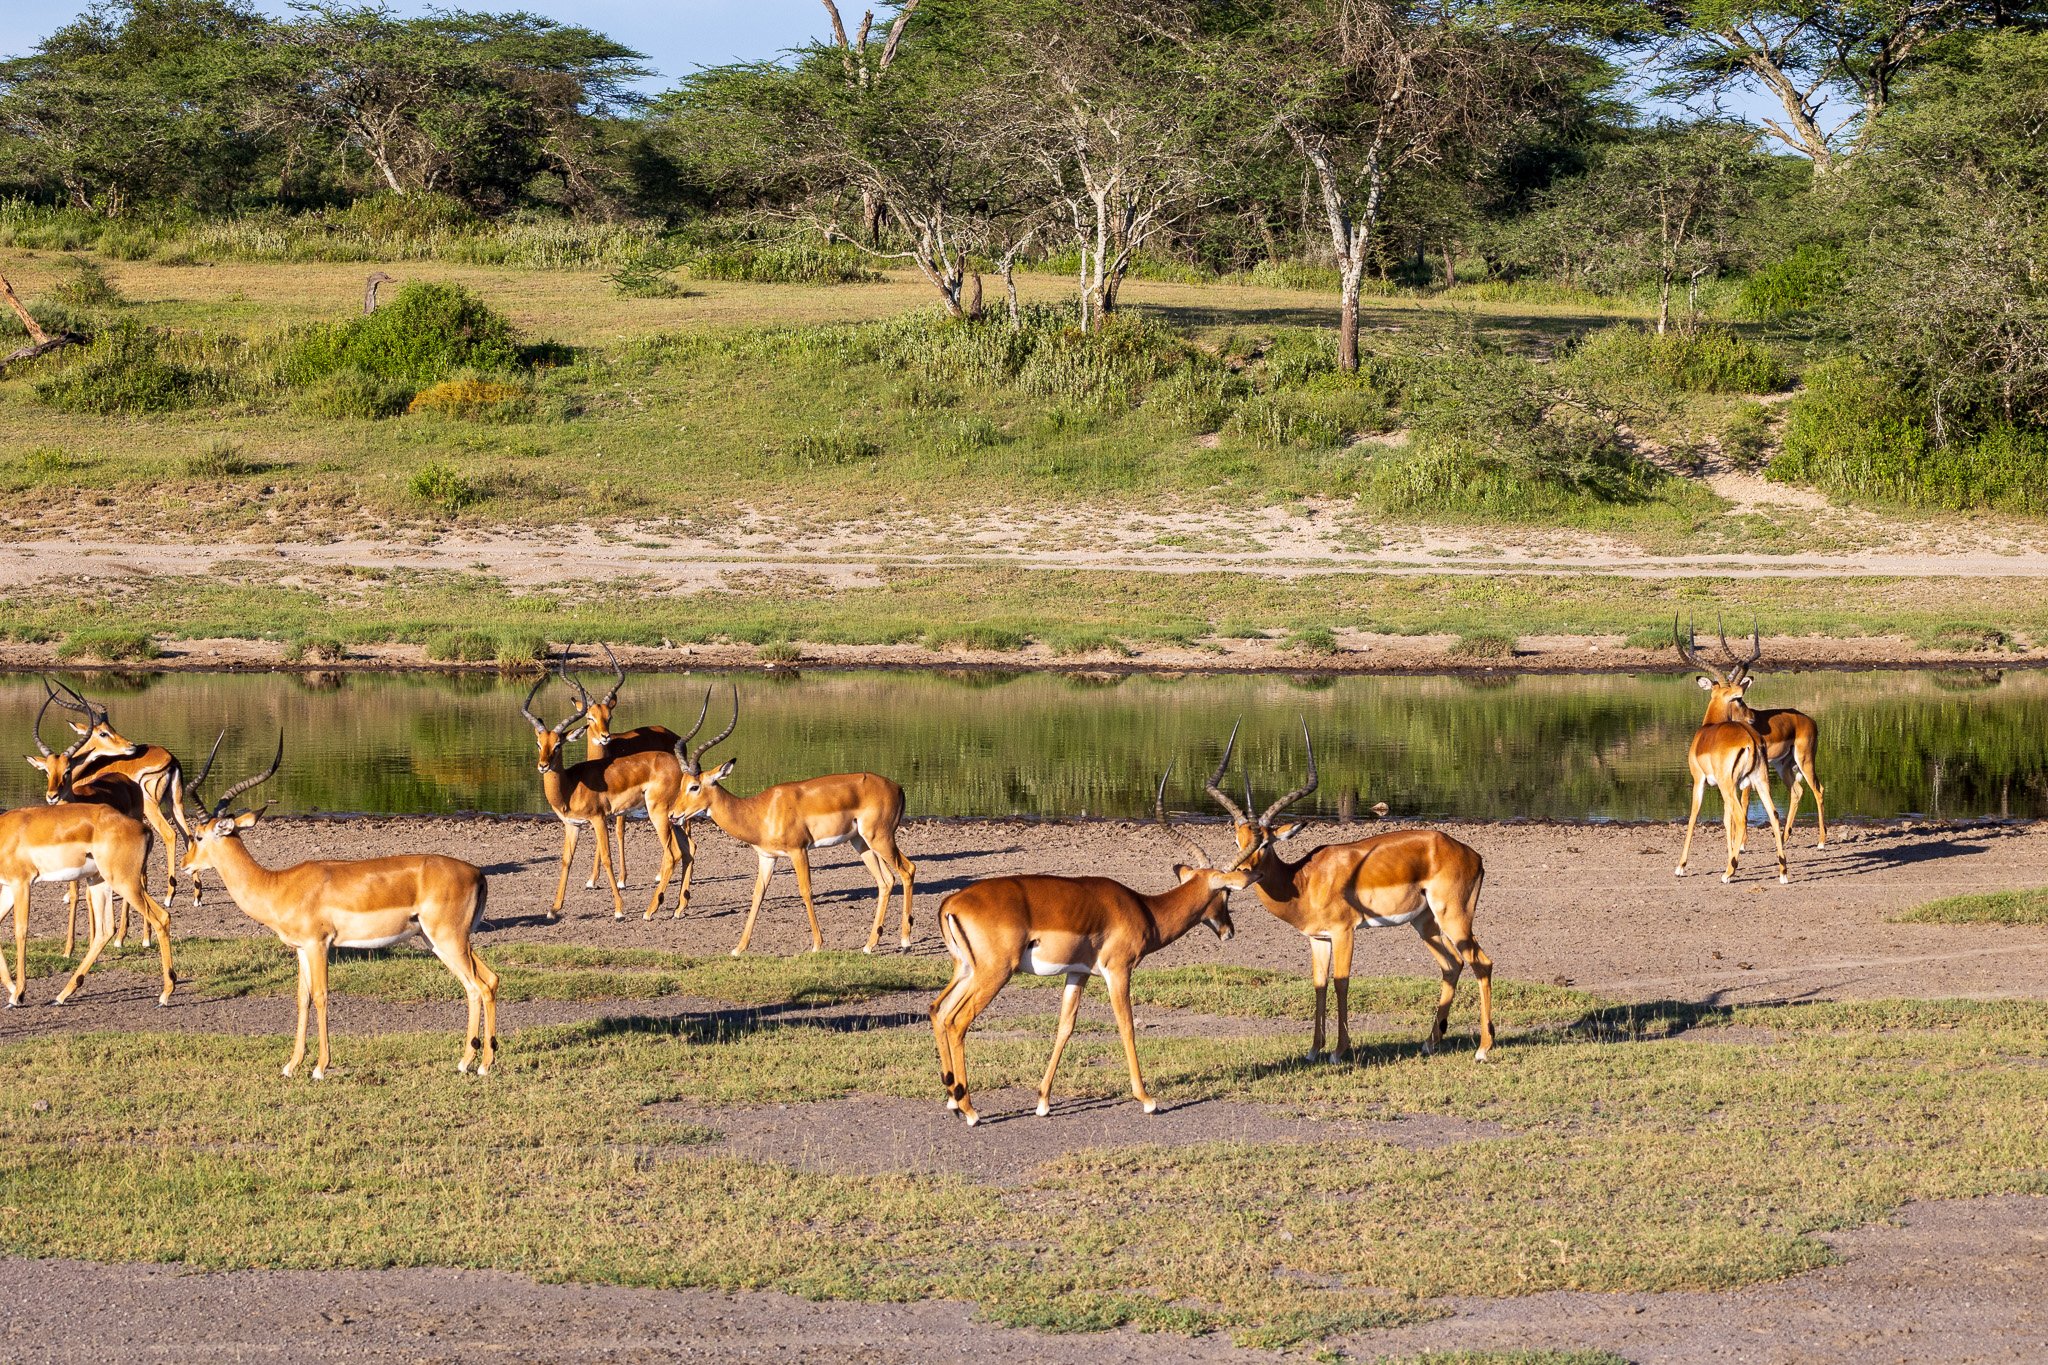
(1209, 721), (1494, 1063)
(0, 791), (174, 1011)
(38, 677), (195, 910)
(930, 767), (1256, 1125)
(1678, 619), (1827, 848)
(561, 644), (688, 889)
(673, 688), (916, 956)
(1674, 618), (1790, 884)
(520, 677), (690, 920)
(28, 692), (153, 955)
(180, 734), (500, 1079)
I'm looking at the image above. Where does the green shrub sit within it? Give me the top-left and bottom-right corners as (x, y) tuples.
(607, 248), (687, 298)
(302, 368), (414, 419)
(57, 628), (160, 662)
(926, 625), (1028, 652)
(281, 283), (520, 385)
(1772, 356), (2048, 513)
(48, 257), (124, 308)
(285, 635), (347, 663)
(1736, 245), (1847, 322)
(1720, 401), (1776, 469)
(939, 415), (1002, 454)
(782, 429), (879, 467)
(495, 632), (552, 669)
(424, 630), (498, 663)
(680, 241), (880, 285)
(15, 446), (81, 481)
(1044, 628), (1132, 657)
(409, 461), (481, 512)
(34, 322), (226, 414)
(183, 439), (256, 478)
(1921, 621), (2013, 652)
(756, 641), (803, 663)
(1565, 324), (1788, 396)
(1288, 626), (1339, 654)
(1448, 629), (1517, 660)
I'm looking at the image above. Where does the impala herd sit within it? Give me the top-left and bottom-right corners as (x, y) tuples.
(1, 620), (1825, 1123)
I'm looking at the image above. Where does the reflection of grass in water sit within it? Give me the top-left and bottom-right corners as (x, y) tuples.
(1892, 889), (2048, 925)
(4, 995), (2045, 1346)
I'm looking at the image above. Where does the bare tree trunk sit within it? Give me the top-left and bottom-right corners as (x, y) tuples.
(1442, 245), (1457, 288)
(965, 269), (983, 320)
(1656, 268), (1672, 335)
(1005, 263), (1021, 328)
(0, 275), (52, 347)
(1339, 261), (1365, 372)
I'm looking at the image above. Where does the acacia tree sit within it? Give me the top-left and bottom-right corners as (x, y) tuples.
(1640, 0), (2039, 172)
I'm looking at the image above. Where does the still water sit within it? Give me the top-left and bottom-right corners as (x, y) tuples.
(1, 667), (2042, 822)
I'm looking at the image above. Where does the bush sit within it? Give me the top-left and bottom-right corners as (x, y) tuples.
(680, 241), (880, 285)
(48, 257), (124, 308)
(1288, 626), (1339, 654)
(302, 368), (414, 419)
(781, 429), (879, 467)
(1565, 324), (1788, 396)
(409, 461), (481, 512)
(1448, 629), (1517, 660)
(14, 446), (81, 482)
(1736, 245), (1846, 322)
(183, 439), (256, 478)
(407, 377), (529, 419)
(495, 632), (552, 669)
(281, 283), (520, 385)
(1771, 356), (2048, 513)
(926, 625), (1028, 653)
(57, 629), (160, 662)
(424, 630), (499, 663)
(33, 323), (229, 414)
(285, 636), (347, 663)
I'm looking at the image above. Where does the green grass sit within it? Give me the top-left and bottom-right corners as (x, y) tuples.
(1893, 889), (2048, 925)
(54, 628), (161, 662)
(3, 986), (2046, 1346)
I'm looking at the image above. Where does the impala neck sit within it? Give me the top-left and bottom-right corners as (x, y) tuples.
(1702, 694), (1752, 725)
(1246, 846), (1314, 927)
(204, 836), (294, 933)
(1136, 874), (1226, 951)
(702, 783), (772, 846)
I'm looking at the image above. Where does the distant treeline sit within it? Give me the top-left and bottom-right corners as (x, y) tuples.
(1, 1), (2044, 502)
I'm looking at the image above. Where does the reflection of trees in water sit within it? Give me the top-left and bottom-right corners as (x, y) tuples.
(0, 669), (2042, 820)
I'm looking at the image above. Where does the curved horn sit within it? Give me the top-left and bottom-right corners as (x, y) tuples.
(215, 732), (283, 813)
(673, 687), (714, 773)
(555, 653), (595, 713)
(1258, 717), (1318, 826)
(1674, 614), (1720, 681)
(1719, 612), (1763, 677)
(1154, 761), (1211, 867)
(692, 686), (738, 768)
(600, 642), (625, 706)
(44, 675), (92, 716)
(31, 691), (54, 757)
(1204, 718), (1250, 825)
(185, 730), (226, 812)
(519, 673), (550, 731)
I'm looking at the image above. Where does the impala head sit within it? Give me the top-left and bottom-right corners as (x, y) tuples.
(1675, 613), (1762, 716)
(42, 676), (137, 763)
(1204, 716), (1319, 876)
(520, 674), (589, 772)
(179, 730), (281, 871)
(1155, 762), (1262, 940)
(559, 644), (627, 748)
(672, 685), (738, 819)
(24, 687), (91, 802)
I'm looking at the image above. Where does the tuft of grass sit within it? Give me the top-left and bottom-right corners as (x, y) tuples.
(1920, 621), (2013, 652)
(55, 628), (160, 662)
(301, 369), (414, 419)
(283, 635), (346, 664)
(1044, 628), (1133, 658)
(755, 641), (803, 663)
(494, 632), (552, 670)
(409, 461), (481, 513)
(48, 256), (125, 308)
(1893, 889), (2048, 925)
(1288, 626), (1340, 654)
(423, 629), (500, 664)
(1448, 629), (1517, 661)
(781, 429), (880, 468)
(182, 439), (257, 478)
(407, 377), (530, 419)
(925, 624), (1029, 653)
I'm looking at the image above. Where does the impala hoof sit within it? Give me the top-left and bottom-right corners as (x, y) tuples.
(476, 1064), (490, 1077)
(157, 993), (171, 1007)
(1673, 867), (1686, 877)
(47, 994), (65, 1008)
(945, 1097), (958, 1111)
(963, 1112), (980, 1127)
(899, 937), (912, 950)
(584, 879), (597, 890)
(729, 948), (742, 958)
(458, 1059), (471, 1074)
(1036, 1101), (1050, 1117)
(1475, 1047), (1491, 1062)
(1721, 873), (1734, 884)
(111, 938), (126, 950)
(1779, 874), (1790, 884)
(311, 1067), (325, 1082)
(1815, 840), (1827, 849)
(1141, 1099), (1157, 1114)
(281, 1064), (295, 1078)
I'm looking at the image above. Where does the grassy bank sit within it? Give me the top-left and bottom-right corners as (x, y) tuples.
(2, 566), (2045, 666)
(3, 983), (2045, 1345)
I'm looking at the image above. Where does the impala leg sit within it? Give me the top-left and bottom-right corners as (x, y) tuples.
(1803, 741), (1828, 847)
(1465, 936), (1496, 1061)
(939, 966), (1010, 1127)
(475, 951), (500, 1074)
(1753, 776), (1789, 884)
(551, 823), (579, 919)
(284, 947), (312, 1078)
(9, 877), (27, 1004)
(1720, 776), (1744, 883)
(614, 813), (629, 889)
(0, 883), (20, 1006)
(1676, 776), (1707, 876)
(308, 942), (332, 1080)
(1306, 934), (1333, 1060)
(64, 883), (78, 958)
(867, 826), (915, 949)
(930, 920), (975, 1110)
(730, 853), (777, 957)
(1331, 925), (1356, 1061)
(128, 887), (174, 1006)
(593, 820), (624, 919)
(858, 847), (891, 954)
(640, 814), (682, 921)
(1103, 967), (1155, 1113)
(145, 801), (179, 908)
(1037, 974), (1087, 1116)
(53, 883), (118, 1007)
(1416, 919), (1463, 1057)
(789, 849), (823, 953)
(673, 820), (697, 913)
(428, 934), (487, 1074)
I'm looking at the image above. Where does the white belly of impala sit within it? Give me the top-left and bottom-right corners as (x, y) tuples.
(335, 930), (416, 951)
(1361, 907), (1429, 929)
(1024, 947), (1101, 978)
(34, 857), (98, 884)
(811, 831), (854, 850)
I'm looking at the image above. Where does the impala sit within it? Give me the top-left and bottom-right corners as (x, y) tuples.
(931, 767), (1256, 1125)
(1674, 618), (1790, 884)
(38, 677), (195, 909)
(28, 692), (153, 955)
(1679, 619), (1828, 848)
(180, 734), (500, 1079)
(561, 644), (688, 890)
(0, 792), (173, 1010)
(672, 687), (916, 956)
(520, 677), (690, 921)
(1209, 721), (1494, 1063)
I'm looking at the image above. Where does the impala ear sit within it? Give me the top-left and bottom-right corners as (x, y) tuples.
(711, 758), (736, 783)
(1271, 822), (1302, 842)
(66, 720), (88, 737)
(1739, 674), (1753, 688)
(1696, 675), (1714, 690)
(1172, 862), (1195, 880)
(233, 810), (261, 829)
